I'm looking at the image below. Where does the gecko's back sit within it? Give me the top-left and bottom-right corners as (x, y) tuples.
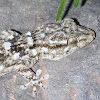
(0, 18), (95, 75)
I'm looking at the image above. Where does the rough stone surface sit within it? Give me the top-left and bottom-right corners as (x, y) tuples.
(0, 0), (100, 100)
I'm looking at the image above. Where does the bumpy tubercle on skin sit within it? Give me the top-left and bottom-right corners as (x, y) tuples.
(0, 18), (95, 96)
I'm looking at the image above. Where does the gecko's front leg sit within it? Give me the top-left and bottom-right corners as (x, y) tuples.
(0, 54), (49, 97)
(20, 68), (49, 97)
(0, 30), (49, 96)
(16, 57), (49, 97)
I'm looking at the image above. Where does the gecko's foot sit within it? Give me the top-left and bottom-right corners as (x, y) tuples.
(20, 69), (49, 97)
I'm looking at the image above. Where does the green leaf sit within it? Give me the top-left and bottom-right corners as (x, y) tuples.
(74, 0), (80, 8)
(56, 0), (66, 21)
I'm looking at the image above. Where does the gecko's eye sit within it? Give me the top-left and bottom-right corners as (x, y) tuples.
(68, 37), (77, 45)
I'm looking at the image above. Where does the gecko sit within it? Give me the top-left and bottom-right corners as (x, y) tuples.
(0, 18), (95, 96)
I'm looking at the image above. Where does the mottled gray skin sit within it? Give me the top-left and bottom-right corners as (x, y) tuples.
(0, 18), (95, 96)
(0, 18), (95, 75)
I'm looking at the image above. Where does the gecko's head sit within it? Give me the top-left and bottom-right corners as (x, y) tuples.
(63, 19), (96, 48)
(75, 26), (95, 48)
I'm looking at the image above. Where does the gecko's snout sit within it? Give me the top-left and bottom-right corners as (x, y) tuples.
(76, 27), (95, 48)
